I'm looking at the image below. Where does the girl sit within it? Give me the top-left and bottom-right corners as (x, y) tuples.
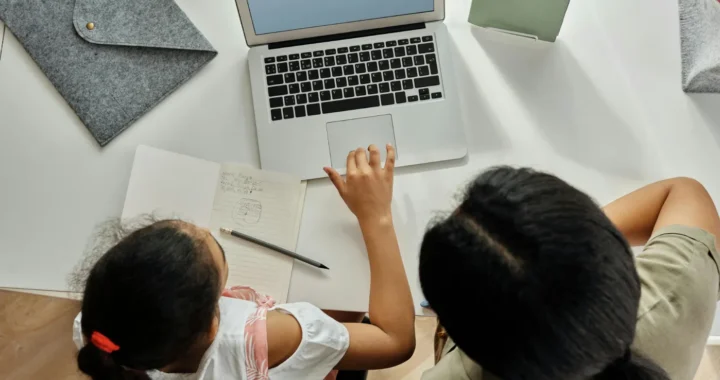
(74, 145), (415, 379)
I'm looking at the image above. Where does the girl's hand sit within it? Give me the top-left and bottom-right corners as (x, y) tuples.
(324, 144), (396, 225)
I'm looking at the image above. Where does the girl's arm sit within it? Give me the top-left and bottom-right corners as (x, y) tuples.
(324, 144), (416, 369)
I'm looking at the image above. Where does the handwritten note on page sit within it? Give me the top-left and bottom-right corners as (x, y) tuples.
(209, 164), (306, 303)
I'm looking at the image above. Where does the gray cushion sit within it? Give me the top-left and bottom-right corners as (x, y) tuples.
(0, 0), (217, 145)
(680, 0), (720, 93)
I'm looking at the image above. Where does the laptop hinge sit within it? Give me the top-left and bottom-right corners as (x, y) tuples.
(268, 23), (426, 50)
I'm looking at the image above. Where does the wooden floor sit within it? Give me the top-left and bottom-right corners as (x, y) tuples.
(1, 290), (718, 380)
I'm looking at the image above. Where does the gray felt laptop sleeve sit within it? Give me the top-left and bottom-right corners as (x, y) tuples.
(0, 0), (217, 145)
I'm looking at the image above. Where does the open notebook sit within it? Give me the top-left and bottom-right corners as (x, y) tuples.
(122, 146), (307, 303)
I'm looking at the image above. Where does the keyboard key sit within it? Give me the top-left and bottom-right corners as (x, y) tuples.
(362, 44), (373, 50)
(391, 81), (402, 91)
(394, 47), (406, 57)
(332, 89), (343, 99)
(289, 54), (300, 60)
(381, 93), (395, 105)
(325, 48), (336, 55)
(348, 53), (359, 63)
(265, 57), (276, 64)
(420, 93), (431, 101)
(336, 55), (347, 65)
(322, 95), (380, 114)
(410, 37), (421, 44)
(379, 60), (390, 71)
(407, 67), (418, 78)
(307, 103), (321, 115)
(324, 56), (336, 66)
(432, 92), (442, 99)
(295, 105), (306, 117)
(402, 57), (413, 67)
(313, 50), (324, 57)
(414, 75), (441, 88)
(390, 59), (401, 69)
(338, 47), (349, 53)
(312, 80), (323, 91)
(360, 52), (371, 62)
(296, 93), (308, 104)
(402, 79), (414, 90)
(267, 74), (283, 86)
(350, 45), (361, 52)
(343, 65), (355, 75)
(271, 108), (282, 120)
(371, 50), (382, 60)
(355, 63), (367, 74)
(324, 79), (336, 89)
(301, 82), (312, 92)
(289, 83), (300, 94)
(360, 74), (371, 84)
(395, 92), (407, 103)
(320, 90), (331, 101)
(336, 77), (348, 87)
(268, 85), (288, 97)
(265, 64), (276, 75)
(284, 95), (295, 106)
(383, 49), (394, 59)
(406, 45), (418, 55)
(367, 84), (379, 94)
(367, 62), (379, 72)
(355, 86), (367, 96)
(414, 55), (425, 66)
(426, 54), (436, 63)
(301, 52), (313, 58)
(430, 61), (439, 75)
(348, 75), (359, 86)
(320, 68), (331, 78)
(284, 73), (296, 83)
(386, 40), (397, 47)
(332, 67), (343, 77)
(394, 69), (406, 79)
(297, 72), (308, 82)
(312, 59), (323, 68)
(383, 71), (394, 81)
(408, 95), (419, 102)
(308, 69), (319, 80)
(277, 55), (288, 62)
(419, 66), (430, 76)
(374, 42), (385, 49)
(419, 43), (435, 54)
(379, 83), (390, 93)
(419, 89), (430, 96)
(398, 39), (409, 45)
(269, 97), (283, 108)
(309, 92), (320, 103)
(344, 87), (355, 98)
(371, 72), (382, 83)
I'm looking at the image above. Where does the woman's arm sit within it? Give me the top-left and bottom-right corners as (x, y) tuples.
(603, 177), (720, 248)
(324, 144), (416, 370)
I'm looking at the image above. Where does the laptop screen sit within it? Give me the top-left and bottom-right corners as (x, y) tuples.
(247, 0), (435, 35)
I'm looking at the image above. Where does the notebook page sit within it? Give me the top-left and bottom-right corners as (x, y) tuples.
(209, 164), (306, 303)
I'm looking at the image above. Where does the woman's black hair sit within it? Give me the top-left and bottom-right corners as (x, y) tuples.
(76, 220), (221, 380)
(419, 167), (670, 380)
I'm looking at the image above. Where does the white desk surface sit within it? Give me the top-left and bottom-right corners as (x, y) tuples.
(1, 0), (719, 341)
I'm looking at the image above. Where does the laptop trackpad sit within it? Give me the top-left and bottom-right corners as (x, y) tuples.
(327, 115), (397, 169)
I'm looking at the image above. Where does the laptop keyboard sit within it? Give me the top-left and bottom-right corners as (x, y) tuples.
(264, 35), (443, 121)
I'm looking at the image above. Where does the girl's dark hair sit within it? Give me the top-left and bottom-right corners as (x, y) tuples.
(419, 167), (670, 380)
(77, 221), (221, 380)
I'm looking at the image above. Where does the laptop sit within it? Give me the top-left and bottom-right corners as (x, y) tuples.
(236, 0), (467, 180)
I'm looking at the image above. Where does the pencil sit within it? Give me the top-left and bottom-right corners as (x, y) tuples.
(219, 227), (329, 270)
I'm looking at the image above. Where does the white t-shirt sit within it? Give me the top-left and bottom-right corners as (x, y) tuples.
(73, 297), (350, 379)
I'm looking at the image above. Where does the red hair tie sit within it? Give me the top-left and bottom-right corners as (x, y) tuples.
(91, 331), (120, 354)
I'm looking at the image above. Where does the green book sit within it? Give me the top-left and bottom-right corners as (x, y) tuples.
(468, 0), (570, 42)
